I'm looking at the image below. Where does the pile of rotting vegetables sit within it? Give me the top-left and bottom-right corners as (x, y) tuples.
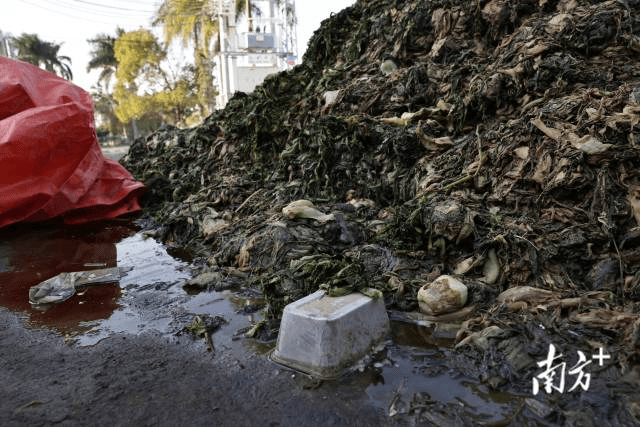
(122, 0), (640, 423)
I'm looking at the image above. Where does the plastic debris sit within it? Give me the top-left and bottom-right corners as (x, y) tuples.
(29, 267), (130, 306)
(417, 275), (468, 316)
(271, 289), (389, 378)
(282, 200), (335, 222)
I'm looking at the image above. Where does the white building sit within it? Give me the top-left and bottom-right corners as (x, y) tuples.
(0, 31), (16, 58)
(212, 0), (298, 109)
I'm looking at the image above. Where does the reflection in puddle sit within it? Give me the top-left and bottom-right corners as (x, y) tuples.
(0, 223), (130, 334)
(0, 223), (256, 350)
(390, 319), (456, 349)
(357, 320), (516, 423)
(28, 284), (121, 334)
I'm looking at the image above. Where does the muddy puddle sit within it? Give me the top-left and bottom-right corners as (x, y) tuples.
(352, 321), (520, 424)
(0, 222), (523, 423)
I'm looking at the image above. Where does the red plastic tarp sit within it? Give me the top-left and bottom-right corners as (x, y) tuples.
(0, 57), (145, 228)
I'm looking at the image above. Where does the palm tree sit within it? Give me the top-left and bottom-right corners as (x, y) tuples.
(235, 1), (283, 31)
(154, 0), (271, 111)
(236, 0), (254, 30)
(237, 1), (290, 30)
(13, 33), (73, 80)
(154, 0), (219, 114)
(87, 28), (125, 91)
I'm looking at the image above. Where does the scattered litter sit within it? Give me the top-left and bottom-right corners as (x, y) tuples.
(271, 289), (389, 378)
(29, 267), (131, 306)
(417, 275), (468, 316)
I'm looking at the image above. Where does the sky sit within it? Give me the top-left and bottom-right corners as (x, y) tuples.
(0, 0), (356, 91)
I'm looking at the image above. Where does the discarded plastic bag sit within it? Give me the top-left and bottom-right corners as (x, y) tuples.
(29, 267), (130, 306)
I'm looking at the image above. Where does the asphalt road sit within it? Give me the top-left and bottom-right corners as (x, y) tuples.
(0, 307), (395, 427)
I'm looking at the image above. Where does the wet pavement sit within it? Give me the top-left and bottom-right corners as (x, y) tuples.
(0, 222), (551, 425)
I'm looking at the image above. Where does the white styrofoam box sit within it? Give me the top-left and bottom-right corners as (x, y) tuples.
(271, 289), (390, 378)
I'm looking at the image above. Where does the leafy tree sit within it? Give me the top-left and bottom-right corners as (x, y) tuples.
(87, 28), (125, 91)
(113, 29), (164, 124)
(113, 29), (197, 128)
(13, 33), (73, 80)
(88, 28), (129, 138)
(154, 0), (218, 114)
(115, 30), (166, 83)
(152, 0), (267, 113)
(153, 0), (285, 112)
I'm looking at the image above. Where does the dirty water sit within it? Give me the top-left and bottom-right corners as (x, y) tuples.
(0, 222), (524, 424)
